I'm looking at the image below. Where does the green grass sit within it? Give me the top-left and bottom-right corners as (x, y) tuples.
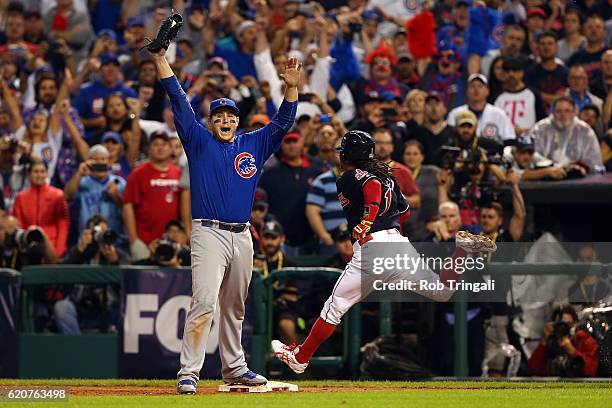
(0, 379), (610, 407)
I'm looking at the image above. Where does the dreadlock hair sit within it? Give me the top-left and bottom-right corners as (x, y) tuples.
(354, 158), (394, 182)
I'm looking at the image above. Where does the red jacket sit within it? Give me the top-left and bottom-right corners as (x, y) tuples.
(12, 184), (70, 256)
(528, 330), (599, 377)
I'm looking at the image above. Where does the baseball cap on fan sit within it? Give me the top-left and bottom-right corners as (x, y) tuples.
(455, 110), (477, 127)
(262, 220), (284, 237)
(516, 135), (535, 152)
(468, 73), (488, 85)
(254, 188), (269, 209)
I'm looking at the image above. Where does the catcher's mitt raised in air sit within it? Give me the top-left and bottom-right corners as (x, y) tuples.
(143, 11), (183, 53)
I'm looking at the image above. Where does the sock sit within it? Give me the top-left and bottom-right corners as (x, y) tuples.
(295, 317), (337, 363)
(440, 247), (468, 286)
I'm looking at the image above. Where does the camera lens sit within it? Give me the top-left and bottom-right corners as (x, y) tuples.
(155, 241), (176, 262)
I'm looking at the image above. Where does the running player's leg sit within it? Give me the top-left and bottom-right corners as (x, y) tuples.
(217, 228), (255, 380)
(294, 241), (369, 364)
(177, 223), (230, 382)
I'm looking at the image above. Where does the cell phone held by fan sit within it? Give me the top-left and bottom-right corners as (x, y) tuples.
(89, 163), (108, 172)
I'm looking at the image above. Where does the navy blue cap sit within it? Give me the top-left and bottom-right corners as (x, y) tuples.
(516, 135), (535, 151)
(98, 29), (118, 42)
(362, 10), (381, 21)
(126, 16), (145, 27)
(102, 131), (122, 144)
(209, 98), (239, 117)
(100, 53), (120, 66)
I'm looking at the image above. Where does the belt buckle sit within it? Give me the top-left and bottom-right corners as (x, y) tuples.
(212, 220), (220, 229)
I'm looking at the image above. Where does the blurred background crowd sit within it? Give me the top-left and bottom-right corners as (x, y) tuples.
(0, 0), (610, 377)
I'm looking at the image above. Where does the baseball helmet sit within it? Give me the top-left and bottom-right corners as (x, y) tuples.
(338, 130), (375, 163)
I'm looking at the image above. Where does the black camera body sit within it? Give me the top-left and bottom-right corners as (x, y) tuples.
(92, 226), (118, 245)
(155, 236), (180, 262)
(4, 228), (44, 251)
(547, 321), (585, 376)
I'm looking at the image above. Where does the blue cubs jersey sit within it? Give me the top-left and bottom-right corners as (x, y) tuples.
(161, 76), (297, 223)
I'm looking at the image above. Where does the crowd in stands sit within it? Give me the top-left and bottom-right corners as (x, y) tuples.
(0, 0), (610, 377)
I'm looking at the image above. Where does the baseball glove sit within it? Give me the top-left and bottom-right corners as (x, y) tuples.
(142, 11), (183, 53)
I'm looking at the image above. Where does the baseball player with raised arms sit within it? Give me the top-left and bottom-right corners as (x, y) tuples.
(146, 13), (300, 394)
(272, 130), (497, 373)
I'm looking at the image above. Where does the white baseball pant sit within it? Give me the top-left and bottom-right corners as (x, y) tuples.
(177, 220), (253, 382)
(321, 229), (455, 325)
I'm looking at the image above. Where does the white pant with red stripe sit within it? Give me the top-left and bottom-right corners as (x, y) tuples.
(320, 229), (455, 325)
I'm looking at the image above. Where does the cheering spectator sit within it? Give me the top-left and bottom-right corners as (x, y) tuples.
(259, 132), (323, 256)
(63, 144), (126, 239)
(531, 96), (603, 174)
(355, 46), (408, 106)
(448, 74), (515, 143)
(5, 69), (73, 183)
(590, 50), (612, 101)
(73, 53), (137, 140)
(568, 14), (608, 78)
(123, 131), (186, 260)
(395, 50), (419, 88)
(130, 59), (166, 122)
(90, 93), (142, 167)
(0, 4), (38, 63)
(101, 131), (132, 179)
(203, 14), (257, 80)
(306, 137), (345, 254)
(119, 16), (147, 79)
(556, 8), (586, 63)
(43, 0), (94, 61)
(566, 65), (604, 113)
(525, 32), (568, 108)
(401, 140), (440, 242)
(22, 72), (88, 184)
(436, 1), (469, 64)
(480, 25), (526, 77)
(12, 160), (70, 256)
(418, 47), (464, 109)
(494, 57), (546, 136)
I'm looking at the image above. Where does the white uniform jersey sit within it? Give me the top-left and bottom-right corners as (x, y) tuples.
(494, 88), (540, 130)
(448, 104), (516, 142)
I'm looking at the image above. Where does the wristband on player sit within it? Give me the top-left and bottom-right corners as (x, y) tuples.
(352, 219), (373, 241)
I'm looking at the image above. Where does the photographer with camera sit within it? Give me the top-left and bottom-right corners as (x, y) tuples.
(529, 304), (599, 377)
(0, 213), (58, 269)
(134, 220), (190, 268)
(62, 215), (128, 265)
(437, 110), (507, 227)
(55, 214), (126, 335)
(63, 144), (126, 241)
